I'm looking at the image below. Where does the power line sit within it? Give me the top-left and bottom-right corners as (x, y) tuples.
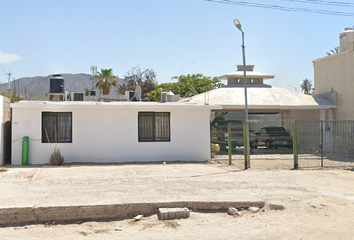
(205, 0), (354, 17)
(0, 61), (7, 79)
(281, 0), (354, 8)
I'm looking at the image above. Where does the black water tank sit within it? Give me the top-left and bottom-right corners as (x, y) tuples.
(50, 75), (65, 93)
(129, 91), (137, 101)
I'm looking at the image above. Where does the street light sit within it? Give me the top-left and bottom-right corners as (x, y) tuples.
(234, 19), (250, 169)
(287, 85), (297, 92)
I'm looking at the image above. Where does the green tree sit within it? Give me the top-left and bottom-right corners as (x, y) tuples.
(94, 69), (117, 95)
(300, 79), (313, 95)
(326, 46), (339, 56)
(0, 91), (22, 103)
(146, 74), (224, 102)
(84, 88), (90, 96)
(118, 66), (158, 98)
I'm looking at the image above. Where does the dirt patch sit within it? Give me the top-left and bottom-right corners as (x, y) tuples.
(0, 164), (354, 239)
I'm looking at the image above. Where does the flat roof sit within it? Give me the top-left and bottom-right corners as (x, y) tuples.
(11, 101), (222, 110)
(312, 51), (348, 63)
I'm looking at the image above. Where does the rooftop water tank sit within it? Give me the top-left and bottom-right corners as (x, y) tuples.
(339, 27), (354, 53)
(50, 74), (65, 94)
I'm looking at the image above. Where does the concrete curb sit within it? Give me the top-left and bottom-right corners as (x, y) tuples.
(0, 201), (266, 225)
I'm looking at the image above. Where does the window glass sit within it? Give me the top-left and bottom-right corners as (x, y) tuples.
(138, 112), (170, 142)
(42, 112), (72, 143)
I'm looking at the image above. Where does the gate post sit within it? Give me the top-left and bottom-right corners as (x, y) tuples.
(293, 122), (298, 169)
(321, 121), (324, 167)
(228, 122), (232, 165)
(243, 122), (250, 169)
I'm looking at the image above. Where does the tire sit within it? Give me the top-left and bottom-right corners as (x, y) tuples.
(265, 141), (272, 149)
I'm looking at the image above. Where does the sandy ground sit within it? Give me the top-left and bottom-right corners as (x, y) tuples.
(1, 162), (354, 239)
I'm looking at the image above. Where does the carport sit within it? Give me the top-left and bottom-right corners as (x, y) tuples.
(181, 65), (337, 168)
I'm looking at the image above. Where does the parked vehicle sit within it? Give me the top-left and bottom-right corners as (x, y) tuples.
(211, 120), (256, 151)
(255, 126), (293, 149)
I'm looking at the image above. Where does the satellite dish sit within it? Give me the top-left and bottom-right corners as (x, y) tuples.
(134, 85), (142, 101)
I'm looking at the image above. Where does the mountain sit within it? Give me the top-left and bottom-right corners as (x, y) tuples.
(0, 73), (124, 99)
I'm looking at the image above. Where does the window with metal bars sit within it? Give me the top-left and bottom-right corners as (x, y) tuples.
(138, 112), (170, 142)
(42, 112), (72, 143)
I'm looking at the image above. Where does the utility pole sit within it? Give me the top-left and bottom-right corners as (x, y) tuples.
(7, 72), (12, 91)
(12, 78), (16, 96)
(90, 65), (97, 98)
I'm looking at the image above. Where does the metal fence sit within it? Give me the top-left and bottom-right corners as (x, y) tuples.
(211, 122), (294, 170)
(294, 120), (354, 168)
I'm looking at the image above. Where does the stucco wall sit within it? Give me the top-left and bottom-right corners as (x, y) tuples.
(12, 107), (211, 165)
(288, 109), (321, 133)
(313, 51), (354, 120)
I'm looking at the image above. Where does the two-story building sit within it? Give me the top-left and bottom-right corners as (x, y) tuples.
(312, 27), (354, 120)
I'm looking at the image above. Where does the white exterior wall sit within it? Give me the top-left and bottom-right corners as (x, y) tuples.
(11, 107), (212, 165)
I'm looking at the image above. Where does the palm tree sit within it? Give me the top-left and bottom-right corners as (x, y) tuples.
(84, 88), (90, 96)
(300, 79), (313, 95)
(326, 47), (339, 56)
(94, 69), (117, 95)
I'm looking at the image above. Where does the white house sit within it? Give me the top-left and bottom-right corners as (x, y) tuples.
(11, 101), (220, 165)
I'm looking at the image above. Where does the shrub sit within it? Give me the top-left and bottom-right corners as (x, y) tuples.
(50, 148), (64, 166)
(211, 143), (220, 153)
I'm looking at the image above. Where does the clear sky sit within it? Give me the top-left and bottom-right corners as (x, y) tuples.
(0, 0), (352, 92)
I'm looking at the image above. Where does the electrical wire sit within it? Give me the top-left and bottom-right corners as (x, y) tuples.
(12, 137), (43, 143)
(0, 61), (7, 79)
(281, 0), (354, 8)
(205, 0), (354, 17)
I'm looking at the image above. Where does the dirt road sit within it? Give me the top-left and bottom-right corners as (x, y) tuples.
(0, 163), (354, 239)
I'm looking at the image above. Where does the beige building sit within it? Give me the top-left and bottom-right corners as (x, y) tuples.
(312, 27), (354, 120)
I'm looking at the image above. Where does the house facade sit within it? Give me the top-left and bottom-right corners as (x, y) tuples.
(11, 101), (220, 165)
(312, 27), (354, 120)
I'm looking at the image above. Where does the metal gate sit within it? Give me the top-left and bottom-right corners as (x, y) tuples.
(294, 120), (354, 168)
(211, 121), (294, 169)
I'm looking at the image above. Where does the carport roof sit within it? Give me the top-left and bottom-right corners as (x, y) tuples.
(180, 84), (336, 110)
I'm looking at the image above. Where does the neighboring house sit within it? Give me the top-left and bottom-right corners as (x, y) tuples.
(11, 101), (220, 165)
(181, 65), (336, 133)
(312, 27), (354, 120)
(0, 95), (11, 166)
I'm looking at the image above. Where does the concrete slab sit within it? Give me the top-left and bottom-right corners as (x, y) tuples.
(158, 207), (190, 220)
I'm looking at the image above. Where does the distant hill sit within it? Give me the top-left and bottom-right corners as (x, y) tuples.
(0, 73), (124, 99)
